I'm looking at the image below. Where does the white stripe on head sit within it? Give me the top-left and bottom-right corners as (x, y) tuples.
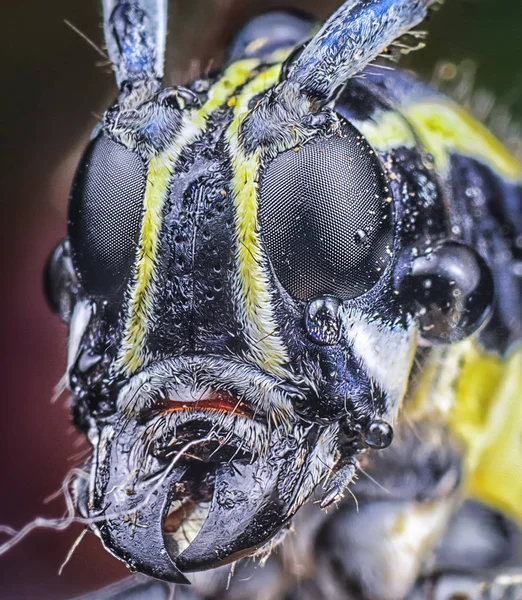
(342, 307), (417, 421)
(67, 300), (93, 375)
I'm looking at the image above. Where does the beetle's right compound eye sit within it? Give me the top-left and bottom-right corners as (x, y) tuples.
(68, 134), (146, 301)
(258, 121), (393, 302)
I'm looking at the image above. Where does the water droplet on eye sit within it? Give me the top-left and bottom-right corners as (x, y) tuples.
(451, 225), (461, 236)
(304, 297), (343, 345)
(400, 240), (494, 344)
(77, 349), (102, 375)
(354, 229), (368, 245)
(364, 420), (393, 449)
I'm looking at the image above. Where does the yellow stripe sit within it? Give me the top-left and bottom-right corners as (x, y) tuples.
(352, 110), (416, 153)
(448, 343), (522, 525)
(404, 100), (522, 179)
(226, 65), (291, 377)
(351, 102), (521, 181)
(409, 339), (522, 526)
(117, 59), (261, 374)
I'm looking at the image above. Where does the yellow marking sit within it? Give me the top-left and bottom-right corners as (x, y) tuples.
(119, 152), (173, 374)
(409, 340), (522, 526)
(245, 37), (270, 55)
(118, 59), (261, 374)
(353, 111), (416, 153)
(268, 47), (294, 64)
(448, 343), (522, 524)
(404, 100), (522, 179)
(408, 342), (470, 419)
(343, 309), (418, 424)
(226, 64), (290, 377)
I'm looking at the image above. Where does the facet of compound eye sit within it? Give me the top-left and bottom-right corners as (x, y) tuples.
(259, 121), (393, 301)
(399, 240), (494, 344)
(305, 297), (343, 345)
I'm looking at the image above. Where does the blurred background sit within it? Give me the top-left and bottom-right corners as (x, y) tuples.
(0, 0), (521, 597)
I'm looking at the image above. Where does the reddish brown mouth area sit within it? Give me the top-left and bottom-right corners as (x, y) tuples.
(160, 390), (255, 419)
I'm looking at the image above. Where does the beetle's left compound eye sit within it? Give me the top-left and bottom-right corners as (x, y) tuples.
(258, 121), (393, 301)
(68, 134), (146, 301)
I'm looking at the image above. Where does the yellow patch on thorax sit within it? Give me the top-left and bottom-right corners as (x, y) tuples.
(352, 110), (416, 153)
(404, 100), (522, 180)
(448, 343), (522, 523)
(409, 340), (522, 525)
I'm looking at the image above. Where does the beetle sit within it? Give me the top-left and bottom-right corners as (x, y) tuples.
(42, 0), (522, 598)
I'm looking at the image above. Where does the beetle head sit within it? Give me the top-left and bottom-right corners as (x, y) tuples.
(45, 0), (493, 583)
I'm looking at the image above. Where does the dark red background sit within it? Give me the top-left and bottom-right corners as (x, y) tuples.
(1, 0), (520, 597)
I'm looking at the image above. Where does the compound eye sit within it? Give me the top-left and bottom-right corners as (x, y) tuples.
(258, 122), (393, 301)
(68, 134), (146, 302)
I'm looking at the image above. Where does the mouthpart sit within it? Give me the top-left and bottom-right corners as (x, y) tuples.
(76, 356), (340, 583)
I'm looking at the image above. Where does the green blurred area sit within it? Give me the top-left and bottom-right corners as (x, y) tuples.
(0, 1), (520, 598)
(409, 0), (522, 114)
